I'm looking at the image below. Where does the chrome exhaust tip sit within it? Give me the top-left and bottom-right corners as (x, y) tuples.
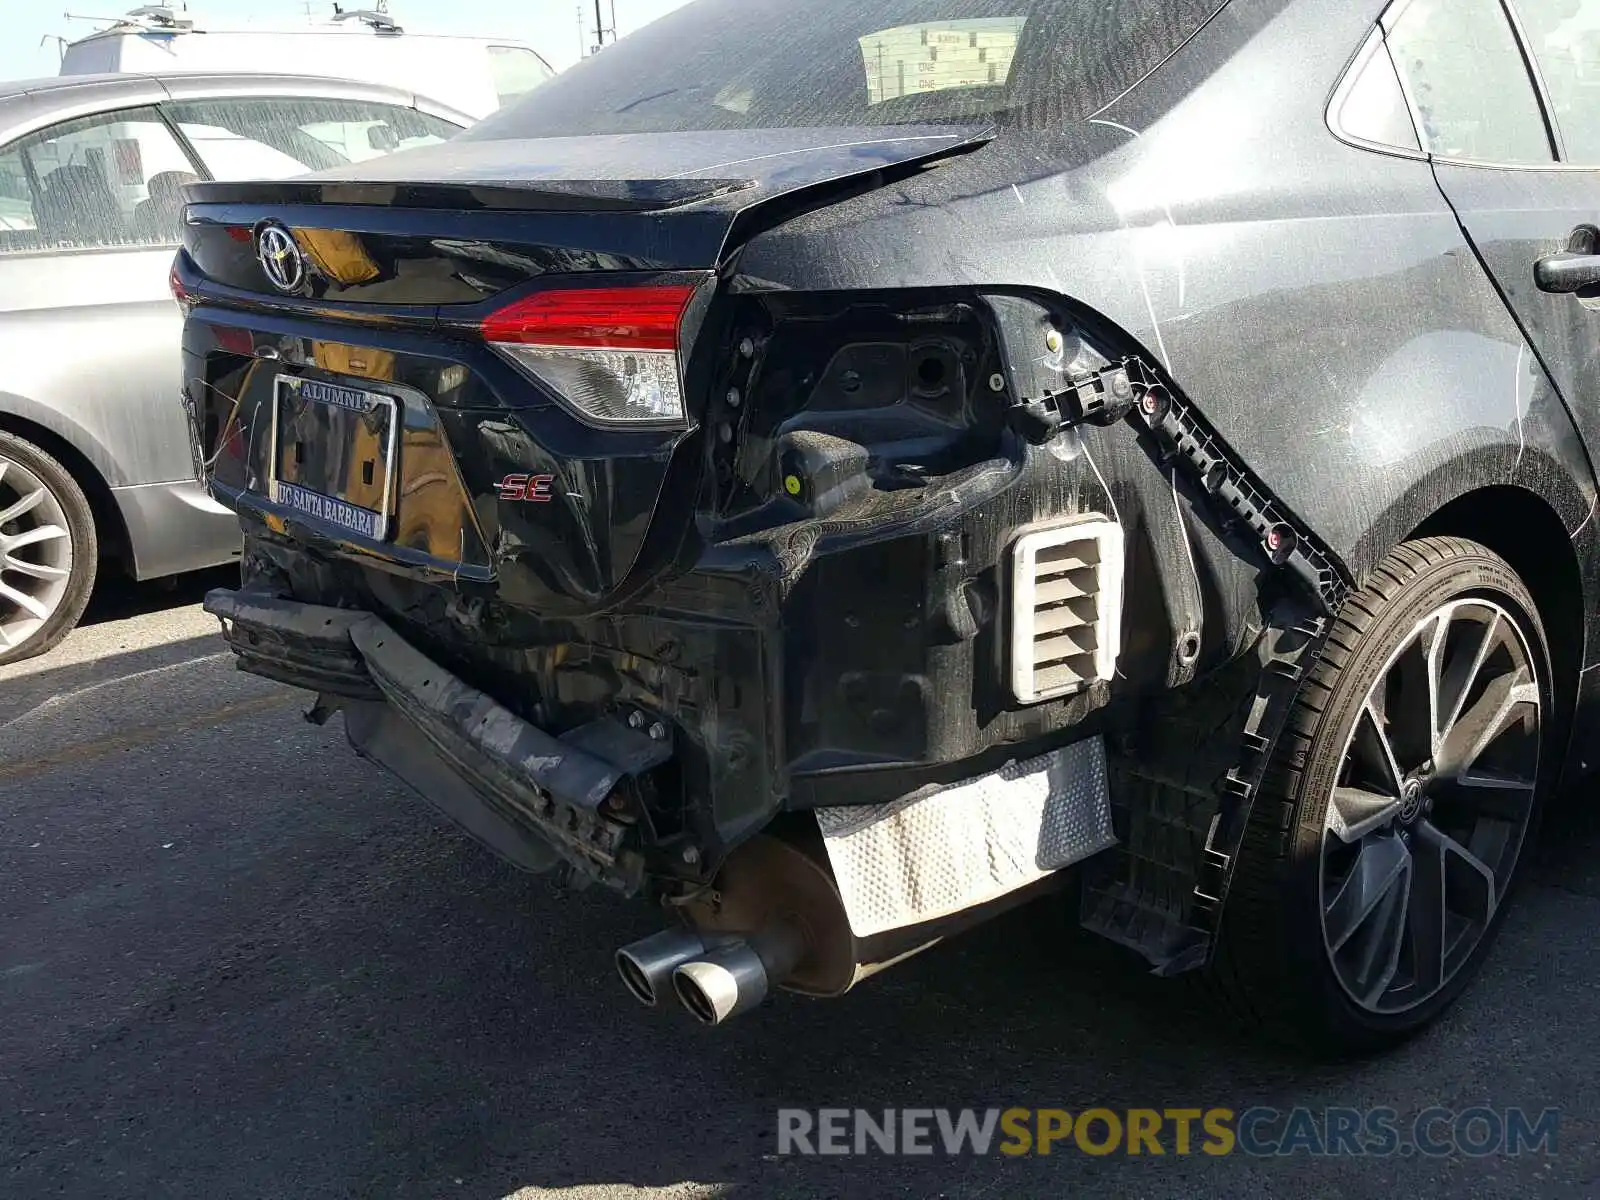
(671, 924), (806, 1026)
(615, 928), (708, 1007)
(673, 942), (771, 1026)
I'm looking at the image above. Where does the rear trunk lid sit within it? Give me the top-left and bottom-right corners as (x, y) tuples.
(182, 127), (987, 301)
(180, 126), (990, 612)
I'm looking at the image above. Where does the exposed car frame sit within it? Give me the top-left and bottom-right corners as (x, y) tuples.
(181, 0), (1600, 1053)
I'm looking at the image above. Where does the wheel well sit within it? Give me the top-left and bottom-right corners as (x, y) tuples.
(0, 411), (130, 573)
(1410, 486), (1583, 716)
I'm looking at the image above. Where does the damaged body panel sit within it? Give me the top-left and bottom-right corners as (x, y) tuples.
(183, 0), (1600, 1052)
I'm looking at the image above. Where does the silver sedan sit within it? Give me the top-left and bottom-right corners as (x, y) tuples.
(0, 71), (468, 662)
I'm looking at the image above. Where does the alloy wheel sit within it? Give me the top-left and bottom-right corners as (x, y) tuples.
(1319, 598), (1541, 1014)
(0, 454), (74, 655)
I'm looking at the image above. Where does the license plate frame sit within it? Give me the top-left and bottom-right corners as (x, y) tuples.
(267, 375), (399, 541)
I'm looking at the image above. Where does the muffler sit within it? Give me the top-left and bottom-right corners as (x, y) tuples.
(672, 924), (806, 1027)
(623, 831), (1070, 1026)
(615, 927), (709, 1007)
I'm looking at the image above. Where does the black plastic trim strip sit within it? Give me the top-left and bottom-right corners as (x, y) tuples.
(1122, 360), (1353, 612)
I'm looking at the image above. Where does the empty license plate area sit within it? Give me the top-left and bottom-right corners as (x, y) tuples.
(269, 375), (398, 540)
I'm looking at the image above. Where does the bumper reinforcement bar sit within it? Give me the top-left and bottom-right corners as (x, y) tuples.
(203, 588), (653, 890)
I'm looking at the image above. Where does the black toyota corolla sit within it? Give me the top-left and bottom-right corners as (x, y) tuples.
(178, 0), (1600, 1053)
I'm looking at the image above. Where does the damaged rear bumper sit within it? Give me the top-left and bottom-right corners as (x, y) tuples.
(203, 587), (663, 891)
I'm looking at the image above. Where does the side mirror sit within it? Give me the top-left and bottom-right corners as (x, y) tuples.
(366, 124), (400, 151)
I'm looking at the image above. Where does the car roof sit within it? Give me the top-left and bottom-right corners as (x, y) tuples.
(0, 71), (471, 144)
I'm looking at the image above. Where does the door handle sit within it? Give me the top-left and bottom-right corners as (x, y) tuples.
(1534, 251), (1600, 294)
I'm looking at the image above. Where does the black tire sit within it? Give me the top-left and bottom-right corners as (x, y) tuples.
(1210, 537), (1553, 1055)
(0, 430), (97, 666)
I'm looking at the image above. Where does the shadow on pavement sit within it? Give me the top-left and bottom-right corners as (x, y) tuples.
(0, 630), (236, 731)
(2, 622), (1597, 1199)
(80, 564), (238, 628)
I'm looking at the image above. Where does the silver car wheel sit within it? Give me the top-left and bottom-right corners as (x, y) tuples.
(0, 453), (74, 655)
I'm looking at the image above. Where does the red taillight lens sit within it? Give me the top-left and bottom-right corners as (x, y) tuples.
(480, 283), (701, 428)
(214, 325), (254, 356)
(480, 284), (696, 351)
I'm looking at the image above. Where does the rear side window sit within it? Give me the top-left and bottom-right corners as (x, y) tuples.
(0, 149), (35, 241)
(464, 0), (1226, 138)
(162, 97), (462, 181)
(1333, 30), (1422, 152)
(488, 45), (556, 109)
(1385, 0), (1553, 164)
(0, 106), (198, 253)
(1511, 0), (1600, 164)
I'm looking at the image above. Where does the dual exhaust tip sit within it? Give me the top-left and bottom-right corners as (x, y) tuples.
(616, 925), (803, 1026)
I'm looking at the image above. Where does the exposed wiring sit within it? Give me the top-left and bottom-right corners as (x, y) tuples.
(1170, 466), (1203, 633)
(1080, 437), (1122, 531)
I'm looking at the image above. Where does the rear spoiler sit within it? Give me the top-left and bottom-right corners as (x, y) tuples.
(181, 177), (755, 214)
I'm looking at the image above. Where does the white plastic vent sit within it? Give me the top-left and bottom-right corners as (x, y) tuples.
(1010, 516), (1125, 704)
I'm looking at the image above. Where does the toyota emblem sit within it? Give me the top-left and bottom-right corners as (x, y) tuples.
(255, 223), (305, 293)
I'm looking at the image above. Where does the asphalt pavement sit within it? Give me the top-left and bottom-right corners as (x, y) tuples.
(3, 571), (1598, 1198)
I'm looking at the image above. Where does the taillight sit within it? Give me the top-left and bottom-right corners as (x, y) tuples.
(169, 263), (191, 314)
(480, 284), (699, 427)
(213, 325), (254, 356)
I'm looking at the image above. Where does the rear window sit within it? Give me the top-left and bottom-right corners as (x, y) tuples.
(488, 45), (557, 109)
(463, 0), (1226, 138)
(164, 97), (462, 180)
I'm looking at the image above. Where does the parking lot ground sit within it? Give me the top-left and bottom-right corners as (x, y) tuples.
(3, 573), (1598, 1198)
